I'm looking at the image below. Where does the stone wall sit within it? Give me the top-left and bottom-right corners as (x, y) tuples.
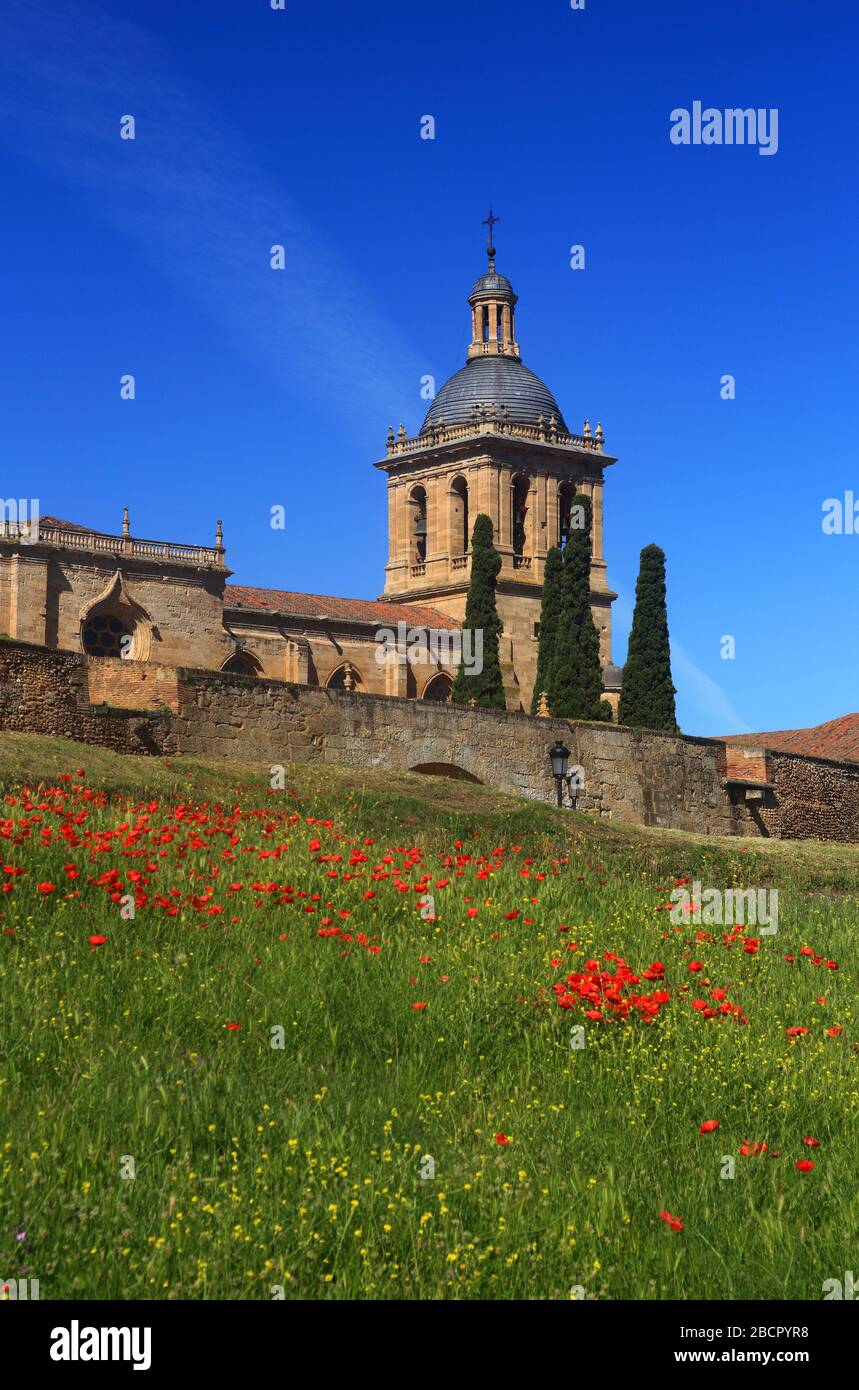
(2, 639), (859, 842)
(0, 640), (166, 755)
(167, 668), (738, 834)
(761, 751), (859, 842)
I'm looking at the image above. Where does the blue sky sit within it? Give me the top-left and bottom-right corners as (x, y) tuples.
(2, 0), (857, 736)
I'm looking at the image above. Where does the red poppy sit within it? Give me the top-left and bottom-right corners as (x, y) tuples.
(495, 1133), (509, 1146)
(795, 1160), (814, 1173)
(88, 935), (107, 947)
(411, 1001), (428, 1011)
(659, 1209), (684, 1232)
(699, 1120), (720, 1134)
(37, 882), (56, 895)
(802, 1137), (820, 1147)
(225, 1021), (241, 1031)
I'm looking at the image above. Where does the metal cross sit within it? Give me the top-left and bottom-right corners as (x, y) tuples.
(482, 208), (500, 248)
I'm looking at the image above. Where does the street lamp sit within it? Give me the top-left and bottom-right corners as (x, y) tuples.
(548, 741), (570, 807)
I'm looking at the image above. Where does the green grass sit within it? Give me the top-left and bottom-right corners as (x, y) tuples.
(0, 732), (857, 1300)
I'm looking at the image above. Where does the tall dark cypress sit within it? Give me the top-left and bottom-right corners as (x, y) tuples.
(451, 513), (505, 709)
(618, 543), (678, 731)
(549, 494), (612, 721)
(531, 545), (563, 713)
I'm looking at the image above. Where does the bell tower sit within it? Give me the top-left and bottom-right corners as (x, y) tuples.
(374, 221), (618, 712)
(467, 209), (520, 361)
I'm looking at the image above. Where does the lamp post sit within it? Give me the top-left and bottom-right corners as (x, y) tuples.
(548, 741), (571, 808)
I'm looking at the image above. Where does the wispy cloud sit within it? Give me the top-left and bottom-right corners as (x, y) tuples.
(613, 598), (751, 736)
(0, 0), (424, 429)
(671, 639), (752, 736)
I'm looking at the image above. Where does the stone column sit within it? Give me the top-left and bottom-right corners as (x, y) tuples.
(592, 478), (605, 561)
(9, 552), (49, 645)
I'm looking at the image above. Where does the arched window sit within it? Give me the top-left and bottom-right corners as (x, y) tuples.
(327, 662), (363, 692)
(450, 477), (469, 556)
(512, 475), (529, 557)
(82, 611), (134, 659)
(221, 652), (261, 676)
(421, 672), (453, 703)
(408, 486), (428, 563)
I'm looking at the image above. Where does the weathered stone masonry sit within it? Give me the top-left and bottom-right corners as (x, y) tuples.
(2, 640), (859, 843)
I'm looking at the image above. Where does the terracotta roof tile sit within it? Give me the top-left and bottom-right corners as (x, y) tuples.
(717, 714), (859, 765)
(225, 584), (459, 629)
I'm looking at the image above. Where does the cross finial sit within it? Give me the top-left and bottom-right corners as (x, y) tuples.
(482, 207), (500, 265)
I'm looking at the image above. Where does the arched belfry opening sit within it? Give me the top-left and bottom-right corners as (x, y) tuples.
(558, 480), (576, 549)
(408, 486), (428, 563)
(512, 475), (530, 558)
(450, 477), (469, 556)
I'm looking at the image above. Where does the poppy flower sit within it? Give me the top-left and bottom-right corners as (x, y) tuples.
(37, 882), (56, 895)
(802, 1137), (820, 1148)
(495, 1133), (509, 1146)
(699, 1120), (720, 1134)
(88, 935), (107, 947)
(411, 1001), (428, 1011)
(795, 1160), (814, 1173)
(659, 1210), (684, 1232)
(225, 1021), (241, 1031)
(826, 1025), (843, 1037)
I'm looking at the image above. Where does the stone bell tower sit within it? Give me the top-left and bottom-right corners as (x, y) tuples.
(374, 218), (619, 712)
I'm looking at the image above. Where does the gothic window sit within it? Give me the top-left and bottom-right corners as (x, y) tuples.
(422, 673), (453, 702)
(82, 611), (134, 659)
(450, 477), (469, 555)
(221, 652), (260, 676)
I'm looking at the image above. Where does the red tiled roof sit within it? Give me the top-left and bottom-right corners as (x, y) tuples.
(39, 515), (101, 533)
(225, 584), (459, 629)
(717, 714), (859, 764)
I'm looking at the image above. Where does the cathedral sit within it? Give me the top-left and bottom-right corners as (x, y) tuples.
(1, 233), (622, 715)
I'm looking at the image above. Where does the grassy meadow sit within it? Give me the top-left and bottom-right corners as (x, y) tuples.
(0, 731), (856, 1300)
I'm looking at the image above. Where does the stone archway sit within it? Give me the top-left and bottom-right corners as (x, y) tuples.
(409, 762), (483, 784)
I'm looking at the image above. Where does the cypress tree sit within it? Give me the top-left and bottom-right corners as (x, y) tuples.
(451, 513), (505, 709)
(531, 545), (563, 713)
(549, 494), (612, 721)
(618, 543), (678, 731)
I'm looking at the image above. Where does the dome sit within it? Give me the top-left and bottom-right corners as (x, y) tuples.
(469, 270), (515, 300)
(422, 355), (569, 433)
